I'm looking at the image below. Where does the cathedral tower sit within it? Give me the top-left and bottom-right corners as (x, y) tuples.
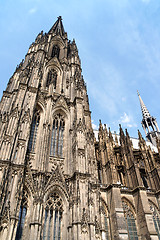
(0, 16), (98, 240)
(137, 91), (160, 146)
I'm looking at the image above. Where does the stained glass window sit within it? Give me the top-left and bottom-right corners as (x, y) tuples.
(50, 114), (65, 157)
(15, 193), (28, 240)
(51, 45), (60, 59)
(101, 204), (110, 240)
(46, 70), (57, 89)
(149, 202), (160, 238)
(122, 200), (138, 240)
(28, 110), (40, 152)
(43, 193), (63, 240)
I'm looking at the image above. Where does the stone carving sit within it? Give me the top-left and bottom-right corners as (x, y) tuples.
(95, 216), (101, 238)
(53, 95), (69, 113)
(81, 208), (89, 233)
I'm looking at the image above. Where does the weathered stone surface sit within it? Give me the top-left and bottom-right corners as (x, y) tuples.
(0, 16), (160, 240)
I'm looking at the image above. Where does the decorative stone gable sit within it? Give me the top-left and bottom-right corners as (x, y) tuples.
(53, 95), (69, 114)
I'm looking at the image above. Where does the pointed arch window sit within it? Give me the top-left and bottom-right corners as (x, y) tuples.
(122, 201), (138, 240)
(46, 70), (57, 89)
(50, 114), (65, 157)
(149, 202), (160, 238)
(51, 45), (60, 59)
(15, 192), (28, 240)
(101, 204), (110, 240)
(43, 193), (63, 240)
(28, 110), (40, 152)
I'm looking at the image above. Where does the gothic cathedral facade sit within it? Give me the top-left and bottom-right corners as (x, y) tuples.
(0, 17), (160, 240)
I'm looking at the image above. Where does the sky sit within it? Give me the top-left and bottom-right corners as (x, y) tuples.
(0, 0), (160, 139)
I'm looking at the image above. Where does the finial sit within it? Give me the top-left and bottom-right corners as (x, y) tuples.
(138, 129), (141, 137)
(119, 124), (125, 138)
(125, 128), (130, 138)
(48, 16), (65, 35)
(99, 119), (103, 131)
(108, 127), (112, 136)
(137, 90), (140, 96)
(138, 129), (145, 145)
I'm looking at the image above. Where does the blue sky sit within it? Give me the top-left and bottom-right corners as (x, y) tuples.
(1, 0), (160, 138)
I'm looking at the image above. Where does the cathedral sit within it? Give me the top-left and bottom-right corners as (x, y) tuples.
(0, 16), (160, 240)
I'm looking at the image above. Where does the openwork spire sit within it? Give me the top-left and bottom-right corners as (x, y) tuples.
(137, 90), (151, 119)
(137, 90), (160, 146)
(48, 16), (65, 36)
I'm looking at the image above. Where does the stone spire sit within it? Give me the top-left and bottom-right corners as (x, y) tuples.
(48, 16), (65, 36)
(137, 90), (160, 146)
(137, 90), (151, 119)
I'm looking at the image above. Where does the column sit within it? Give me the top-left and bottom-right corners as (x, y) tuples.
(107, 186), (128, 240)
(133, 188), (158, 239)
(55, 210), (59, 240)
(46, 209), (50, 240)
(50, 209), (55, 240)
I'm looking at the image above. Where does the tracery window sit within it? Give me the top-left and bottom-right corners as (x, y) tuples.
(15, 193), (28, 240)
(149, 202), (160, 238)
(101, 205), (110, 240)
(50, 114), (65, 157)
(28, 110), (40, 152)
(122, 200), (138, 240)
(51, 45), (60, 59)
(43, 193), (63, 240)
(46, 70), (57, 89)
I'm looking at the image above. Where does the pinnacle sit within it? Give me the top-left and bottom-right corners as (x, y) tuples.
(138, 129), (143, 141)
(119, 124), (125, 142)
(48, 16), (65, 36)
(125, 128), (130, 138)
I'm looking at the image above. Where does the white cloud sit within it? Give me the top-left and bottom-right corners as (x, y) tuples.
(120, 112), (130, 123)
(92, 120), (98, 130)
(119, 112), (137, 128)
(29, 8), (37, 14)
(92, 123), (98, 130)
